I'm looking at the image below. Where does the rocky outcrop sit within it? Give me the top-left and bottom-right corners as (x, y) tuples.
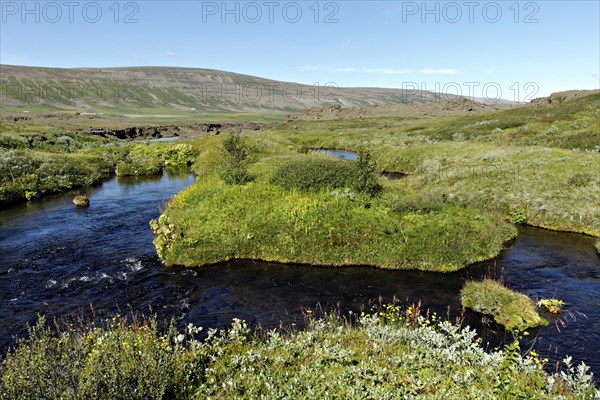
(84, 125), (181, 139)
(531, 89), (600, 105)
(82, 122), (262, 140)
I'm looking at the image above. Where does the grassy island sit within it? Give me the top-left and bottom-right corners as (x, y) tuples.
(461, 280), (548, 330)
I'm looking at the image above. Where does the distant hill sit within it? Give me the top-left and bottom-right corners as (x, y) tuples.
(0, 65), (444, 116)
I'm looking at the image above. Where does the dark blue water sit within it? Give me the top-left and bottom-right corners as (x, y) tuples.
(0, 170), (598, 378)
(310, 148), (357, 161)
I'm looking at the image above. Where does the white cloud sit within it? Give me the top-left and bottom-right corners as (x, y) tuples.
(592, 73), (599, 81)
(300, 65), (458, 75)
(340, 39), (351, 49)
(165, 51), (177, 57)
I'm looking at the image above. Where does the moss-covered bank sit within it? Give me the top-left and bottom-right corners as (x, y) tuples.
(461, 280), (548, 330)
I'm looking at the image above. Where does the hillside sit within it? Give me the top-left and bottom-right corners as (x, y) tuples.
(0, 65), (442, 118)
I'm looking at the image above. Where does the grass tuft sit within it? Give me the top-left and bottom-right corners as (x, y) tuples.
(461, 279), (548, 330)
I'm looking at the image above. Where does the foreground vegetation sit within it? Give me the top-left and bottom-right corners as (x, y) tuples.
(461, 280), (548, 330)
(1, 308), (598, 399)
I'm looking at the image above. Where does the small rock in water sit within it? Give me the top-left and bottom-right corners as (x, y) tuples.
(73, 195), (90, 208)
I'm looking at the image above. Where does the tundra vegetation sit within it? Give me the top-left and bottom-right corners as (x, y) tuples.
(1, 93), (599, 397)
(1, 307), (598, 400)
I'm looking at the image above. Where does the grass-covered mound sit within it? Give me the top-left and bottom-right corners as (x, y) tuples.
(2, 310), (597, 399)
(461, 280), (548, 330)
(151, 163), (516, 270)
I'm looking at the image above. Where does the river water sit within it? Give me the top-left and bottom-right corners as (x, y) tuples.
(0, 169), (598, 377)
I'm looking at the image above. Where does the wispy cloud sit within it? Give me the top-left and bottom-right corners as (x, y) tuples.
(165, 51), (177, 58)
(340, 39), (351, 49)
(300, 65), (458, 75)
(592, 73), (599, 81)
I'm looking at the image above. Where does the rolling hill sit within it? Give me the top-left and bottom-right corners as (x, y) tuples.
(0, 65), (443, 117)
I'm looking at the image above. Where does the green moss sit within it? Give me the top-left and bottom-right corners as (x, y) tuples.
(461, 280), (548, 330)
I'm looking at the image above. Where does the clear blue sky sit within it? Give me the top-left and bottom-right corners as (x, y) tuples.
(1, 1), (599, 98)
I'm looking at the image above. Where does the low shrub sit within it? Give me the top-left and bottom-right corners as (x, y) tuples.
(161, 143), (195, 166)
(218, 134), (252, 185)
(0, 316), (194, 400)
(0, 149), (104, 205)
(1, 311), (597, 399)
(115, 159), (162, 176)
(354, 146), (382, 197)
(115, 143), (196, 176)
(269, 156), (357, 191)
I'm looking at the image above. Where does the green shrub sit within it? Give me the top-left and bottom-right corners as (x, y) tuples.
(115, 143), (196, 176)
(270, 156), (357, 191)
(161, 143), (195, 166)
(115, 159), (162, 176)
(508, 208), (528, 224)
(1, 311), (597, 399)
(0, 149), (104, 205)
(219, 134), (252, 185)
(354, 146), (382, 197)
(0, 316), (190, 400)
(537, 298), (565, 314)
